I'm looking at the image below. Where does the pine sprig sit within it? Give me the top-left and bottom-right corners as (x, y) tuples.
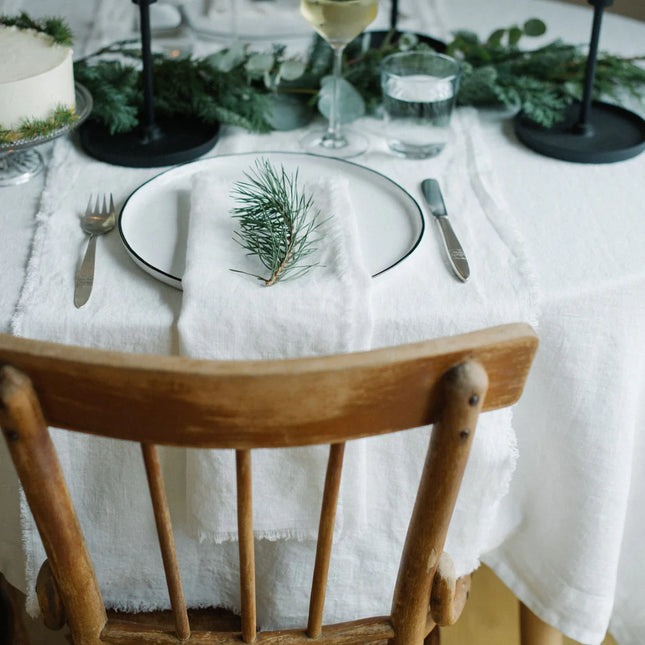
(0, 12), (73, 46)
(230, 159), (323, 286)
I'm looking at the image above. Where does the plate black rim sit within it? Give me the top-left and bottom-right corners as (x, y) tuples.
(118, 150), (425, 287)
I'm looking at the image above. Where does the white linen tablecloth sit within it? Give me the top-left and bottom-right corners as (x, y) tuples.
(5, 103), (537, 628)
(1, 0), (644, 643)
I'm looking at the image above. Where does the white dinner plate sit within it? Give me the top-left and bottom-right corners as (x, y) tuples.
(119, 151), (424, 289)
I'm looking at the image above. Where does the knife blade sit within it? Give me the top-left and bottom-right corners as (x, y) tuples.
(421, 179), (470, 282)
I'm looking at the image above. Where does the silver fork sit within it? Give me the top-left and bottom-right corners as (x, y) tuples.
(74, 194), (117, 308)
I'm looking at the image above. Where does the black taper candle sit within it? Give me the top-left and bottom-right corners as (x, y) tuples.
(133, 0), (163, 143)
(390, 0), (398, 31)
(575, 0), (614, 135)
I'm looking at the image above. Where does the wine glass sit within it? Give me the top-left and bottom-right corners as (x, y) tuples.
(300, 0), (378, 158)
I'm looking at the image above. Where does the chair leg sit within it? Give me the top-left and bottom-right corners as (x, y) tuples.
(424, 625), (441, 645)
(520, 603), (562, 645)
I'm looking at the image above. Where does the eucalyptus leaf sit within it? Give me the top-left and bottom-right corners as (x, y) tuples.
(265, 93), (313, 130)
(523, 18), (547, 37)
(452, 30), (479, 45)
(487, 28), (505, 47)
(318, 76), (365, 123)
(279, 59), (306, 81)
(245, 53), (275, 74)
(206, 41), (246, 72)
(508, 26), (522, 46)
(397, 32), (419, 51)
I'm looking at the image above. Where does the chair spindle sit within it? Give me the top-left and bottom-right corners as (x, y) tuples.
(236, 449), (257, 643)
(141, 443), (190, 640)
(307, 442), (346, 639)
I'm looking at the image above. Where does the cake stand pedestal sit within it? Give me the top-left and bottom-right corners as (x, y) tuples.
(0, 150), (44, 187)
(80, 0), (218, 168)
(0, 83), (93, 187)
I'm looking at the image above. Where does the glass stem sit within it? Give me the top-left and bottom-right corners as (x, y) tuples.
(324, 44), (346, 143)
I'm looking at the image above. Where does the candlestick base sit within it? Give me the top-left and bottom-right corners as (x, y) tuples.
(514, 100), (645, 163)
(79, 115), (219, 168)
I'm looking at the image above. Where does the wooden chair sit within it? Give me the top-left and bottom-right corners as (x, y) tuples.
(0, 323), (537, 645)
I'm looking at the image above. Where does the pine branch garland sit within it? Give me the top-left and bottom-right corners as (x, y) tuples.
(74, 49), (275, 135)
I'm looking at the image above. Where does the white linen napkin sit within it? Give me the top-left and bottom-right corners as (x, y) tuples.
(178, 168), (373, 542)
(178, 170), (373, 360)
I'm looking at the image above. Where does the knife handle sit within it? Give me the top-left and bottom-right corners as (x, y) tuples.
(435, 217), (470, 282)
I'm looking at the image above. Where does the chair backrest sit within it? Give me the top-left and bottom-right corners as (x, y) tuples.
(0, 323), (537, 645)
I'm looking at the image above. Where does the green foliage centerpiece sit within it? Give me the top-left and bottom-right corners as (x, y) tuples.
(73, 20), (645, 135)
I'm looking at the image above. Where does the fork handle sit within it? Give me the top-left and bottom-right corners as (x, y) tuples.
(74, 234), (97, 308)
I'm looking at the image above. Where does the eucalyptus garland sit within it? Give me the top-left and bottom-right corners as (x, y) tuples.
(73, 20), (645, 134)
(0, 12), (73, 46)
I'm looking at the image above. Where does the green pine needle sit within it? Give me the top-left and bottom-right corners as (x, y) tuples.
(1, 106), (77, 144)
(74, 53), (274, 135)
(0, 13), (73, 46)
(230, 159), (323, 286)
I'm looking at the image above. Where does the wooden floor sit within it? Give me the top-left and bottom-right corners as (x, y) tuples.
(556, 0), (645, 22)
(5, 566), (617, 645)
(443, 566), (616, 645)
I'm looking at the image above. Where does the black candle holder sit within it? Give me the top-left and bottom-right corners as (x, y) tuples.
(80, 0), (219, 168)
(514, 0), (645, 163)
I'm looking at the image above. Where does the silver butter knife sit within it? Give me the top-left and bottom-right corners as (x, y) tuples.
(421, 179), (470, 282)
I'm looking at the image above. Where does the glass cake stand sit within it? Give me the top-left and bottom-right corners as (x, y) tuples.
(0, 83), (93, 187)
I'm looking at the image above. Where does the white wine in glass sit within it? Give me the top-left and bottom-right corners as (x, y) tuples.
(300, 0), (378, 157)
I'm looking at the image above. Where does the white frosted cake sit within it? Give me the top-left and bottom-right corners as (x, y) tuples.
(0, 24), (75, 134)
